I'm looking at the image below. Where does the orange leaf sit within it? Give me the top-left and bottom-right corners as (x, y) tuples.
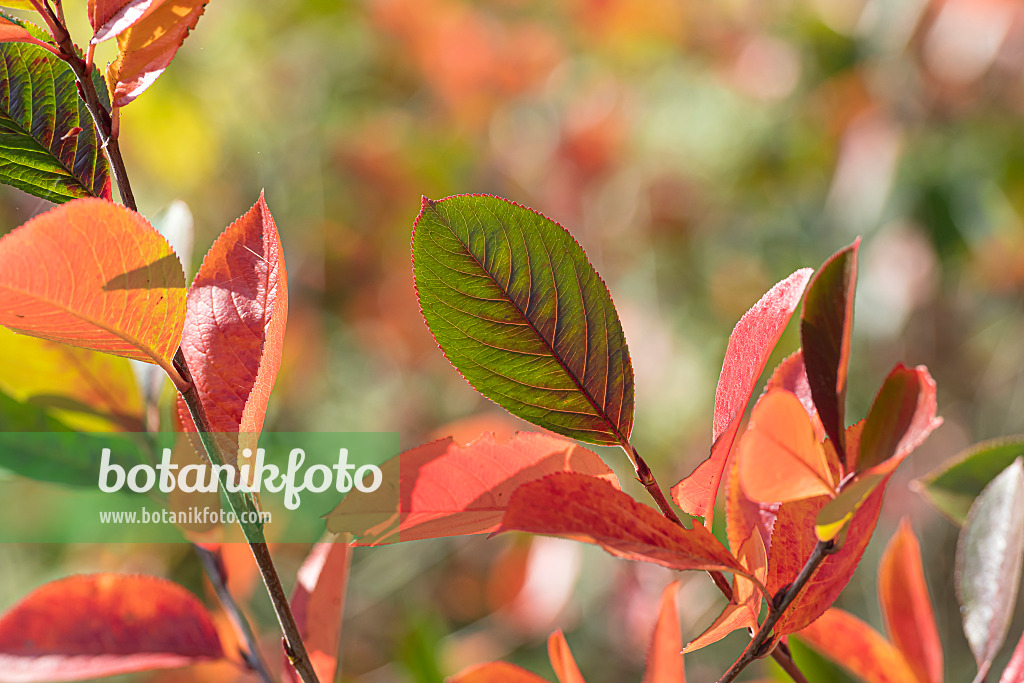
(737, 389), (837, 504)
(0, 574), (224, 680)
(177, 193), (287, 463)
(499, 473), (749, 576)
(105, 0), (208, 107)
(671, 268), (812, 522)
(643, 582), (685, 683)
(88, 0), (161, 42)
(0, 15), (56, 52)
(450, 662), (551, 683)
(325, 431), (618, 544)
(0, 199), (186, 378)
(766, 350), (825, 440)
(798, 608), (920, 683)
(879, 519), (943, 683)
(725, 440), (778, 558)
(548, 630), (586, 683)
(284, 542), (352, 683)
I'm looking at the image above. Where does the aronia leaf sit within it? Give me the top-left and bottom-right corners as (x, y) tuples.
(858, 365), (941, 471)
(956, 458), (1024, 683)
(0, 574), (224, 681)
(643, 582), (685, 683)
(797, 608), (920, 683)
(412, 194), (633, 447)
(0, 199), (186, 377)
(285, 542), (351, 683)
(548, 631), (586, 683)
(879, 519), (943, 683)
(324, 431), (618, 544)
(916, 436), (1024, 525)
(800, 239), (859, 464)
(88, 0), (161, 43)
(0, 23), (112, 202)
(0, 14), (53, 50)
(670, 269), (812, 520)
(498, 473), (749, 577)
(450, 662), (551, 683)
(1001, 630), (1024, 683)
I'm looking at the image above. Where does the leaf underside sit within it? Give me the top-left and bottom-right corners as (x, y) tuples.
(413, 195), (634, 446)
(0, 36), (111, 202)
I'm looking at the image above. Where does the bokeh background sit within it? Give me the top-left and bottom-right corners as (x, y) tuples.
(2, 0), (1024, 680)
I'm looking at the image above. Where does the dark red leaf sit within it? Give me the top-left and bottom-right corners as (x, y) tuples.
(857, 365), (941, 471)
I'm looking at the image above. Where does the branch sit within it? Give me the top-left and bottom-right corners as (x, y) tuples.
(716, 539), (838, 683)
(174, 350), (322, 683)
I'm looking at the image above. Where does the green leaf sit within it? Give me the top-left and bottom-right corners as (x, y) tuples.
(412, 194), (634, 446)
(956, 458), (1024, 683)
(0, 24), (112, 202)
(800, 239), (859, 465)
(0, 424), (150, 488)
(916, 436), (1024, 525)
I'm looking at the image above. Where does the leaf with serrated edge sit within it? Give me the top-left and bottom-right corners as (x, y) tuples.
(0, 574), (223, 680)
(879, 518), (943, 683)
(0, 199), (185, 375)
(800, 240), (859, 465)
(325, 431), (619, 544)
(177, 193), (287, 467)
(413, 194), (633, 446)
(917, 436), (1024, 525)
(957, 458), (1024, 683)
(0, 327), (143, 432)
(671, 269), (812, 521)
(284, 542), (351, 683)
(0, 31), (112, 202)
(798, 608), (920, 683)
(105, 0), (207, 107)
(499, 473), (749, 577)
(643, 582), (685, 683)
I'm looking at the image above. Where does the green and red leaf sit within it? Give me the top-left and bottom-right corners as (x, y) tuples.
(499, 473), (749, 577)
(858, 365), (941, 471)
(285, 542), (351, 683)
(800, 240), (859, 464)
(670, 269), (812, 520)
(879, 519), (943, 683)
(0, 199), (185, 376)
(0, 574), (224, 681)
(325, 431), (618, 544)
(412, 194), (633, 446)
(797, 608), (920, 683)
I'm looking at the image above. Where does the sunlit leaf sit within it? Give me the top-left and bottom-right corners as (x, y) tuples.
(816, 470), (886, 542)
(737, 388), (837, 504)
(177, 193), (287, 466)
(285, 542), (351, 683)
(800, 239), (859, 464)
(797, 608), (920, 683)
(857, 365), (941, 471)
(0, 199), (186, 377)
(956, 458), (1024, 683)
(325, 431), (618, 544)
(643, 582), (685, 683)
(0, 327), (143, 432)
(548, 630), (585, 683)
(0, 574), (224, 681)
(879, 519), (943, 683)
(88, 0), (161, 43)
(670, 269), (812, 520)
(0, 20), (112, 202)
(450, 662), (551, 683)
(499, 473), (749, 576)
(105, 0), (208, 107)
(917, 436), (1024, 525)
(412, 194), (633, 446)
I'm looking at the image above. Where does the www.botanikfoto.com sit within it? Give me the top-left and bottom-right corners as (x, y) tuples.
(98, 507), (272, 525)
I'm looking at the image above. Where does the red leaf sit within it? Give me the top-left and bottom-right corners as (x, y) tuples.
(1001, 630), (1024, 683)
(879, 519), (943, 683)
(548, 631), (586, 683)
(766, 452), (887, 637)
(0, 199), (186, 378)
(857, 365), (941, 472)
(671, 268), (812, 522)
(284, 542), (351, 683)
(797, 608), (920, 683)
(105, 0), (208, 107)
(800, 239), (859, 465)
(0, 16), (57, 51)
(0, 574), (223, 681)
(88, 0), (160, 42)
(450, 662), (551, 683)
(725, 449), (778, 559)
(499, 473), (748, 576)
(737, 389), (838, 504)
(177, 193), (287, 463)
(325, 431), (618, 544)
(643, 582), (685, 683)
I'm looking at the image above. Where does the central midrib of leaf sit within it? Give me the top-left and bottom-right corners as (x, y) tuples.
(425, 200), (628, 446)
